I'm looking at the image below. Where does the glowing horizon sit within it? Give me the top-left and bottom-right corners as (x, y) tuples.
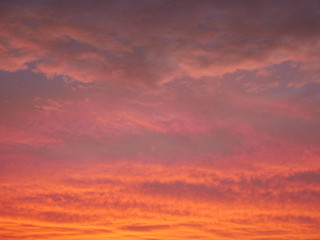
(1, 0), (320, 239)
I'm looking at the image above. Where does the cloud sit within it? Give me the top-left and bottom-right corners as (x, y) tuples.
(1, 162), (320, 239)
(0, 0), (319, 85)
(287, 170), (320, 185)
(1, 1), (320, 240)
(0, 220), (112, 240)
(120, 224), (170, 232)
(139, 180), (234, 202)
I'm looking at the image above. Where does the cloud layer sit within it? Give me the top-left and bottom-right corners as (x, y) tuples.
(0, 0), (320, 240)
(1, 0), (319, 84)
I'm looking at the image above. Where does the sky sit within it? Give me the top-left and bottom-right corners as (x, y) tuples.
(0, 0), (320, 239)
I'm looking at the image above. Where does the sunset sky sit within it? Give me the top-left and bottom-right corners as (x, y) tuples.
(1, 0), (320, 239)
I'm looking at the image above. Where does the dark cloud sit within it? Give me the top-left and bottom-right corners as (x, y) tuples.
(120, 224), (170, 232)
(139, 180), (234, 202)
(287, 170), (320, 185)
(0, 0), (319, 84)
